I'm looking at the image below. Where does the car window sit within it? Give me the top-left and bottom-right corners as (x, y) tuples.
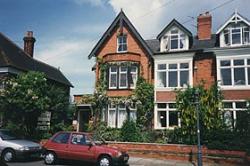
(0, 130), (17, 140)
(52, 133), (70, 144)
(71, 134), (90, 145)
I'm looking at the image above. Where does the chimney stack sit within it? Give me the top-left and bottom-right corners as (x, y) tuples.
(23, 31), (36, 57)
(197, 12), (212, 40)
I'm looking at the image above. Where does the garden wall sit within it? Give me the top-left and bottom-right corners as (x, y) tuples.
(107, 142), (250, 166)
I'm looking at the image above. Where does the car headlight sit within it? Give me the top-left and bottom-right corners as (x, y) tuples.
(116, 151), (122, 157)
(19, 146), (30, 151)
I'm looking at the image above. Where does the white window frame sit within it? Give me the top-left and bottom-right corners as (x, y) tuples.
(129, 66), (138, 89)
(155, 60), (192, 90)
(117, 35), (127, 53)
(154, 103), (181, 130)
(107, 104), (117, 128)
(117, 104), (127, 128)
(222, 100), (248, 128)
(109, 66), (118, 89)
(169, 29), (186, 51)
(217, 55), (250, 90)
(119, 66), (128, 89)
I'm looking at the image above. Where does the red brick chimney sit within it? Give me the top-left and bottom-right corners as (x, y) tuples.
(23, 31), (36, 57)
(197, 12), (212, 40)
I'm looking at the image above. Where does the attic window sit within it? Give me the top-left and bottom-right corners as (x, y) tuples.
(169, 29), (185, 50)
(223, 26), (250, 46)
(117, 34), (127, 52)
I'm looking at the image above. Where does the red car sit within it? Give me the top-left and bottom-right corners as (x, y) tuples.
(42, 131), (129, 166)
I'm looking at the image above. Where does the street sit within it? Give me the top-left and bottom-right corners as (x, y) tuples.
(6, 157), (194, 166)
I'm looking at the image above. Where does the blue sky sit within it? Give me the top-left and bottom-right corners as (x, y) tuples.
(0, 0), (249, 96)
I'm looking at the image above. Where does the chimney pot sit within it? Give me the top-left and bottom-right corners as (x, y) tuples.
(23, 31), (36, 57)
(197, 12), (212, 40)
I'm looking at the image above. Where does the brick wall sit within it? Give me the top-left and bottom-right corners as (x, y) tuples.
(222, 90), (250, 100)
(95, 24), (152, 97)
(108, 142), (250, 165)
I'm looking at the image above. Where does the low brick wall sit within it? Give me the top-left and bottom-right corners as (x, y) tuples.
(107, 142), (250, 166)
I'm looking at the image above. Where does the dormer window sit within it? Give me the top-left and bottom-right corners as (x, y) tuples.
(170, 29), (185, 50)
(117, 35), (127, 52)
(223, 26), (250, 46)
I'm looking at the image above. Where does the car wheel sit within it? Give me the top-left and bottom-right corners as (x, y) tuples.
(98, 155), (112, 166)
(1, 149), (15, 162)
(44, 151), (57, 165)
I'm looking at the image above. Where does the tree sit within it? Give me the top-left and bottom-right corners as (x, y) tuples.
(0, 71), (70, 137)
(175, 84), (223, 144)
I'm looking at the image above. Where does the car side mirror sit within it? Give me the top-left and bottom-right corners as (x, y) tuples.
(86, 141), (93, 147)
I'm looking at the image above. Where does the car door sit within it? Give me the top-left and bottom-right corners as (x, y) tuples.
(48, 132), (71, 159)
(67, 133), (95, 162)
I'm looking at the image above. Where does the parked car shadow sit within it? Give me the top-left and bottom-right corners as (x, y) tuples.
(56, 159), (94, 166)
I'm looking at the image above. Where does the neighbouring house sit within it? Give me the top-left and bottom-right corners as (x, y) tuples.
(0, 31), (73, 126)
(76, 10), (250, 130)
(153, 11), (250, 129)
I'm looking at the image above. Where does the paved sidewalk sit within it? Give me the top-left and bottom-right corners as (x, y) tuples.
(129, 157), (194, 166)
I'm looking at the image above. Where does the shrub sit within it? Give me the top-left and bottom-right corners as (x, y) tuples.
(121, 120), (141, 142)
(92, 122), (121, 141)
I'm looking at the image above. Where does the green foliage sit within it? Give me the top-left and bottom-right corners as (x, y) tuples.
(0, 71), (71, 138)
(133, 77), (154, 129)
(121, 120), (142, 142)
(175, 83), (223, 144)
(92, 122), (121, 141)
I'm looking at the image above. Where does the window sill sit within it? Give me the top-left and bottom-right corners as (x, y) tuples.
(155, 87), (188, 91)
(219, 85), (250, 90)
(117, 51), (128, 53)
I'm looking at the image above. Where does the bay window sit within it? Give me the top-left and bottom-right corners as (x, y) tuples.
(219, 58), (250, 87)
(223, 101), (247, 129)
(156, 103), (180, 129)
(156, 62), (190, 88)
(107, 103), (137, 128)
(108, 65), (138, 89)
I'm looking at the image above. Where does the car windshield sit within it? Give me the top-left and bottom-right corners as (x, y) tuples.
(0, 130), (17, 140)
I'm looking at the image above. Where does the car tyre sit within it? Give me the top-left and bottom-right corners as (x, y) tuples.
(44, 151), (57, 165)
(1, 149), (15, 162)
(98, 155), (112, 166)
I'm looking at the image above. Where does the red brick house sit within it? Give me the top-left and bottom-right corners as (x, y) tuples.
(76, 10), (250, 130)
(88, 10), (154, 128)
(153, 11), (250, 129)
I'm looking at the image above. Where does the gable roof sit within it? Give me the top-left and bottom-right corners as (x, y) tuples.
(216, 11), (250, 34)
(157, 19), (192, 40)
(0, 32), (73, 87)
(88, 10), (153, 59)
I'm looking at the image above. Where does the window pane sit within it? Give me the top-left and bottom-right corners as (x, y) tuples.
(232, 32), (241, 44)
(158, 111), (166, 127)
(157, 103), (166, 109)
(180, 71), (189, 87)
(224, 30), (230, 45)
(169, 64), (177, 69)
(169, 103), (176, 108)
(110, 74), (117, 87)
(180, 63), (189, 69)
(233, 59), (244, 66)
(120, 73), (127, 87)
(120, 66), (127, 72)
(171, 29), (178, 34)
(157, 72), (166, 87)
(234, 68), (245, 85)
(220, 60), (231, 66)
(180, 34), (185, 49)
(158, 64), (166, 70)
(71, 134), (86, 145)
(129, 67), (137, 88)
(108, 110), (116, 128)
(223, 102), (233, 108)
(169, 71), (177, 87)
(110, 66), (117, 72)
(171, 39), (178, 49)
(221, 68), (232, 85)
(169, 111), (178, 127)
(130, 66), (137, 72)
(223, 111), (233, 128)
(235, 102), (247, 108)
(118, 45), (123, 52)
(118, 109), (127, 128)
(130, 111), (137, 121)
(53, 133), (70, 144)
(243, 31), (250, 44)
(248, 59), (250, 65)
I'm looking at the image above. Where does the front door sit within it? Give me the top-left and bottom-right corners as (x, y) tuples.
(67, 133), (95, 162)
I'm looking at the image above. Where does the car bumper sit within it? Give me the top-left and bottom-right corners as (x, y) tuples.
(112, 153), (129, 166)
(15, 149), (44, 159)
